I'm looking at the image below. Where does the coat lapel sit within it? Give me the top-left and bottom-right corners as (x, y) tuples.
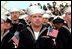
(27, 25), (48, 40)
(38, 27), (47, 37)
(27, 27), (35, 40)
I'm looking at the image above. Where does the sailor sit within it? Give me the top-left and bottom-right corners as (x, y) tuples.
(53, 17), (71, 48)
(42, 13), (51, 27)
(63, 6), (71, 33)
(18, 6), (54, 48)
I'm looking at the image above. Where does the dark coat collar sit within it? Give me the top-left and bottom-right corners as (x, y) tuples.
(26, 25), (48, 40)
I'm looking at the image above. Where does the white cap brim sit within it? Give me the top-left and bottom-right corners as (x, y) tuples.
(27, 6), (45, 15)
(10, 8), (20, 12)
(42, 13), (51, 18)
(19, 14), (28, 20)
(1, 15), (8, 21)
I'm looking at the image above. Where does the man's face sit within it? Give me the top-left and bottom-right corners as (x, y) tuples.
(30, 13), (43, 27)
(54, 23), (63, 29)
(43, 18), (49, 24)
(4, 22), (11, 30)
(10, 11), (20, 20)
(65, 12), (71, 23)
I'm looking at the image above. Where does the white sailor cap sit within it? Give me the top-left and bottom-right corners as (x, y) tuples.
(1, 15), (8, 21)
(4, 11), (10, 15)
(19, 14), (29, 20)
(7, 15), (11, 20)
(10, 8), (20, 12)
(53, 16), (58, 20)
(58, 16), (64, 19)
(27, 6), (45, 16)
(42, 13), (51, 18)
(64, 6), (71, 14)
(53, 16), (64, 20)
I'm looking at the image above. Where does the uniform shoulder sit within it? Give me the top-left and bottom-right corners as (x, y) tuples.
(20, 25), (29, 32)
